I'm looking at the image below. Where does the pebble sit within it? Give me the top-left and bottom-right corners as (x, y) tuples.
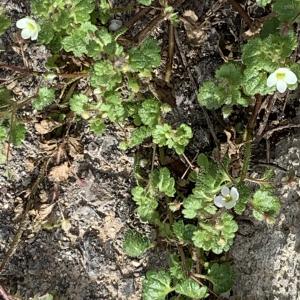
(109, 19), (123, 32)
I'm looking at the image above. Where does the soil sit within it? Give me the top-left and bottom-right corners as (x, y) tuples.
(0, 0), (299, 300)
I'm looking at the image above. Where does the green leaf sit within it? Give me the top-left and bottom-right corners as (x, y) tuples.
(71, 0), (95, 23)
(198, 78), (248, 110)
(182, 194), (217, 219)
(151, 167), (176, 197)
(0, 9), (11, 36)
(197, 81), (223, 110)
(169, 254), (186, 280)
(152, 124), (192, 155)
(101, 92), (125, 122)
(99, 0), (111, 24)
(32, 87), (56, 110)
(89, 118), (105, 135)
(234, 183), (252, 215)
(32, 0), (95, 49)
(242, 68), (273, 96)
(182, 154), (228, 219)
(143, 271), (173, 300)
(11, 122), (26, 146)
(192, 212), (238, 254)
(90, 60), (122, 90)
(120, 126), (152, 150)
(129, 38), (161, 76)
(208, 263), (235, 294)
(138, 99), (161, 128)
(138, 0), (153, 6)
(69, 94), (89, 115)
(256, 0), (271, 7)
(62, 22), (97, 57)
(175, 279), (208, 299)
(260, 17), (281, 38)
(215, 63), (242, 86)
(131, 186), (158, 221)
(172, 220), (196, 243)
(251, 189), (281, 223)
(123, 229), (151, 257)
(272, 0), (300, 23)
(242, 33), (297, 73)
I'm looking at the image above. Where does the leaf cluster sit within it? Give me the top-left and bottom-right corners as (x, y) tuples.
(131, 167), (176, 221)
(143, 270), (208, 300)
(198, 31), (298, 114)
(123, 229), (152, 257)
(182, 154), (229, 219)
(251, 188), (281, 223)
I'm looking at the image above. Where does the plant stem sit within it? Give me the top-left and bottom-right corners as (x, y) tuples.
(165, 22), (175, 83)
(241, 95), (262, 181)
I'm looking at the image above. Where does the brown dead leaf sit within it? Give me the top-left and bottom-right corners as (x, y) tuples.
(34, 203), (55, 222)
(183, 10), (198, 23)
(40, 140), (58, 154)
(49, 162), (71, 182)
(35, 119), (61, 135)
(67, 136), (83, 159)
(182, 10), (208, 47)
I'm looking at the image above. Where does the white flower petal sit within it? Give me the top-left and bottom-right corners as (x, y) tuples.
(285, 69), (297, 85)
(224, 200), (237, 209)
(21, 28), (32, 39)
(267, 72), (276, 87)
(214, 196), (225, 208)
(16, 17), (31, 29)
(221, 186), (230, 197)
(30, 30), (39, 40)
(276, 80), (287, 93)
(230, 187), (239, 201)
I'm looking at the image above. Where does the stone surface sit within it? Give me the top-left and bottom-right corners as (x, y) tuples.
(230, 135), (300, 299)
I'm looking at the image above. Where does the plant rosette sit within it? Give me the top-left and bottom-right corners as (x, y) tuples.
(214, 186), (239, 209)
(16, 16), (40, 40)
(267, 67), (298, 93)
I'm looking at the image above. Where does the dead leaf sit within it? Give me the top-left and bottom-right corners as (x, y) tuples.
(67, 136), (83, 159)
(182, 10), (208, 47)
(49, 162), (71, 182)
(40, 140), (58, 154)
(34, 203), (55, 222)
(183, 10), (198, 23)
(35, 119), (61, 135)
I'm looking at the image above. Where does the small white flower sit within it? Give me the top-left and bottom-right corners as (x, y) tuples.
(267, 67), (297, 93)
(16, 17), (40, 41)
(214, 186), (239, 209)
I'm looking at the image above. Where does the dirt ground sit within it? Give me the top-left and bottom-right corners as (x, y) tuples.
(0, 0), (300, 299)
